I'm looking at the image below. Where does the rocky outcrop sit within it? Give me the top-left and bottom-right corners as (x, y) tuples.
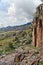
(0, 45), (41, 65)
(32, 3), (43, 47)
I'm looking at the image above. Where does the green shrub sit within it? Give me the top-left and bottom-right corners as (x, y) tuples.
(39, 61), (43, 65)
(14, 37), (18, 41)
(28, 30), (32, 37)
(25, 37), (32, 44)
(0, 50), (3, 56)
(5, 42), (15, 52)
(9, 42), (14, 49)
(5, 46), (12, 52)
(13, 33), (16, 36)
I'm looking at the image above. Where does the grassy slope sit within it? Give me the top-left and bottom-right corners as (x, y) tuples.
(0, 26), (32, 55)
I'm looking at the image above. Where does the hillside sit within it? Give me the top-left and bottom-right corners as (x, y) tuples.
(0, 23), (43, 65)
(0, 23), (32, 56)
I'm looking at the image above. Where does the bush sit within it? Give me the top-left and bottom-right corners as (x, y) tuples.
(13, 33), (16, 36)
(25, 37), (32, 44)
(14, 37), (18, 41)
(28, 30), (32, 37)
(5, 42), (15, 52)
(39, 61), (43, 65)
(5, 46), (11, 52)
(22, 31), (27, 37)
(9, 42), (14, 49)
(0, 50), (3, 56)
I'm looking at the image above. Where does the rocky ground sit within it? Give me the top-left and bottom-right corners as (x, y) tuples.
(0, 45), (43, 65)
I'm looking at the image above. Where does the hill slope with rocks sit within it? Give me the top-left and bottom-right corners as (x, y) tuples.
(0, 22), (43, 65)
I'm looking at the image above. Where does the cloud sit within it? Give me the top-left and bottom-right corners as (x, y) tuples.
(7, 0), (42, 22)
(0, 0), (42, 27)
(41, 0), (43, 2)
(8, 3), (16, 16)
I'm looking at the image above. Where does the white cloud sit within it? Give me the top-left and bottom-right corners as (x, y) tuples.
(8, 3), (16, 16)
(7, 0), (42, 21)
(0, 0), (42, 27)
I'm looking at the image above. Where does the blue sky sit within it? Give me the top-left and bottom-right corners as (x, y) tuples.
(0, 0), (42, 28)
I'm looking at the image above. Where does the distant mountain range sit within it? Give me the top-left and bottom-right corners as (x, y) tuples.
(0, 22), (31, 32)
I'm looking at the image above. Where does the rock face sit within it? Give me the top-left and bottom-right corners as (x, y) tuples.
(0, 46), (40, 65)
(32, 3), (43, 47)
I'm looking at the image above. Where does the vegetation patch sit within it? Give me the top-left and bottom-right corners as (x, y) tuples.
(0, 26), (32, 55)
(39, 61), (43, 65)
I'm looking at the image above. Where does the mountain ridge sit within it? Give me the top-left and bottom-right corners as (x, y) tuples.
(0, 22), (31, 31)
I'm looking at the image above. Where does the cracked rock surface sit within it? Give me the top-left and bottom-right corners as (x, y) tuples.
(0, 45), (41, 65)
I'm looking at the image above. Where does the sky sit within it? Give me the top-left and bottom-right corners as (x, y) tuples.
(0, 0), (42, 28)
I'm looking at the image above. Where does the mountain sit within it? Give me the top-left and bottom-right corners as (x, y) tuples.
(0, 22), (31, 32)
